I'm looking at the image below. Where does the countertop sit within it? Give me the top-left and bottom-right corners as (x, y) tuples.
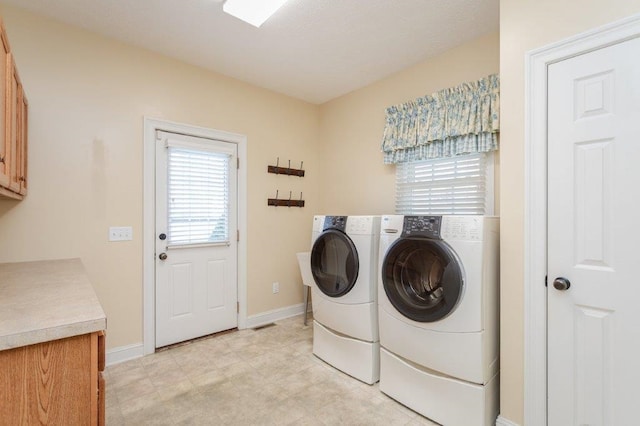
(0, 258), (107, 351)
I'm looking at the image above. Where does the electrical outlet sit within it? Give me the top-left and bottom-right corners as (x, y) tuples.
(109, 226), (133, 241)
(272, 282), (280, 294)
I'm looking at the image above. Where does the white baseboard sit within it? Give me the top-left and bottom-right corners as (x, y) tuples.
(496, 415), (520, 426)
(106, 343), (144, 367)
(245, 302), (305, 329)
(106, 303), (307, 366)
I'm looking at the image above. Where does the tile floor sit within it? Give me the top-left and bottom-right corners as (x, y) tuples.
(105, 314), (438, 425)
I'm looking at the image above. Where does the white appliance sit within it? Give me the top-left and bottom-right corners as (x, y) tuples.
(378, 215), (499, 426)
(310, 215), (381, 384)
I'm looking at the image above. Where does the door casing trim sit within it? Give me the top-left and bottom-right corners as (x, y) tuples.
(524, 13), (640, 426)
(143, 117), (248, 355)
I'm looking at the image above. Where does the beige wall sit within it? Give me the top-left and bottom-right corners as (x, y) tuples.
(0, 3), (503, 403)
(318, 32), (500, 215)
(5, 0), (640, 420)
(499, 1), (640, 424)
(0, 5), (321, 349)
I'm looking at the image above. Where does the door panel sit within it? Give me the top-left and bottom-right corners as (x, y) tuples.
(547, 36), (640, 425)
(573, 139), (613, 269)
(207, 259), (227, 309)
(169, 262), (193, 317)
(155, 130), (238, 347)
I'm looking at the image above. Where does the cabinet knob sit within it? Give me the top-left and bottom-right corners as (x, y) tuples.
(0, 156), (4, 164)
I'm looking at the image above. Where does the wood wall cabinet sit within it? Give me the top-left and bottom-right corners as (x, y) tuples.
(0, 18), (27, 199)
(0, 331), (106, 426)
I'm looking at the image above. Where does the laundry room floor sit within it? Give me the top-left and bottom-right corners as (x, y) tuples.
(104, 314), (438, 425)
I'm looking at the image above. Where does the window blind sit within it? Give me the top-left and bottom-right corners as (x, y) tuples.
(167, 146), (230, 246)
(395, 153), (492, 215)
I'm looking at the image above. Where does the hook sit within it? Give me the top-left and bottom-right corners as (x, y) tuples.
(267, 158), (304, 176)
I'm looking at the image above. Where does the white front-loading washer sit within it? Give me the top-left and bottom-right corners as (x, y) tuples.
(310, 215), (380, 384)
(378, 215), (499, 426)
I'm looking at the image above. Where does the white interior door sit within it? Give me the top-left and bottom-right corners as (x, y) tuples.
(548, 37), (640, 425)
(155, 130), (238, 348)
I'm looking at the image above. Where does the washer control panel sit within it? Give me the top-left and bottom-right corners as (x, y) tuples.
(440, 216), (482, 240)
(401, 215), (442, 238)
(323, 215), (347, 232)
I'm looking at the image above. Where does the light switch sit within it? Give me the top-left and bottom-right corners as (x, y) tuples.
(109, 226), (133, 241)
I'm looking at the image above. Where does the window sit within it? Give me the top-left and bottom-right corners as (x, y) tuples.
(167, 146), (230, 245)
(395, 153), (494, 215)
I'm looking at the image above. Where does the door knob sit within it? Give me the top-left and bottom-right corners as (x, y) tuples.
(158, 253), (168, 261)
(553, 277), (571, 291)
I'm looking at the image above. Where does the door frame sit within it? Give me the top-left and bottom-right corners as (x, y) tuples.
(143, 117), (248, 355)
(523, 13), (640, 426)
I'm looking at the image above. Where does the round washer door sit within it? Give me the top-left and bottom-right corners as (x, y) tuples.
(311, 229), (359, 297)
(382, 237), (463, 322)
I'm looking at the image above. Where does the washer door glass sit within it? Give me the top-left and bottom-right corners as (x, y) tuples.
(382, 237), (463, 322)
(311, 230), (359, 297)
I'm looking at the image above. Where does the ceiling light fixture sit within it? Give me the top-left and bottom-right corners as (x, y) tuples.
(223, 0), (289, 28)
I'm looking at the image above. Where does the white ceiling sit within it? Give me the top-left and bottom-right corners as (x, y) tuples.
(3, 0), (499, 104)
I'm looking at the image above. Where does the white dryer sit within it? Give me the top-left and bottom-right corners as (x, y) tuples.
(378, 215), (499, 426)
(310, 215), (380, 384)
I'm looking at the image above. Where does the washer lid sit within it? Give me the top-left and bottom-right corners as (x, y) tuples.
(382, 237), (463, 322)
(311, 229), (359, 297)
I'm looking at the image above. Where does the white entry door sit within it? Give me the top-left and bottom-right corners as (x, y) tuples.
(547, 37), (640, 425)
(155, 130), (238, 348)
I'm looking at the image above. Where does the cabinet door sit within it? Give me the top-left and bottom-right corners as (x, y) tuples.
(0, 23), (9, 188)
(0, 334), (95, 425)
(7, 54), (20, 194)
(17, 83), (27, 194)
(98, 373), (105, 426)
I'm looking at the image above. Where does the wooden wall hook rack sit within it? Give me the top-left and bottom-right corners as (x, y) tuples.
(267, 157), (305, 177)
(268, 190), (305, 208)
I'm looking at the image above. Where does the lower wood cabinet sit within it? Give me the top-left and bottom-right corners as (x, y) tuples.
(0, 331), (106, 425)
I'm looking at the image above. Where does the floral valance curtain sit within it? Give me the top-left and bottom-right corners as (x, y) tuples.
(381, 74), (499, 164)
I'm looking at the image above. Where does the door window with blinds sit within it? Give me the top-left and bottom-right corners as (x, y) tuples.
(395, 153), (494, 215)
(166, 143), (232, 246)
